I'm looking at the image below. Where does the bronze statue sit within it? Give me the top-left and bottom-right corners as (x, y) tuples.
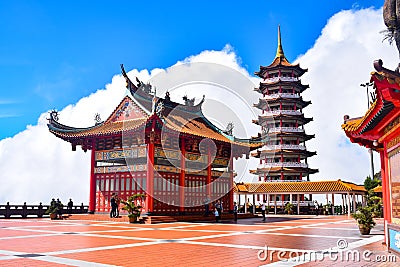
(383, 0), (400, 60)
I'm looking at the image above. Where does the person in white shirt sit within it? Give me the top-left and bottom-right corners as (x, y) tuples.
(261, 200), (267, 222)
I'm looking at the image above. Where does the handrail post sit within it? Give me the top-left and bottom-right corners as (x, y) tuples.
(5, 202), (10, 219)
(22, 202), (27, 218)
(38, 202), (43, 218)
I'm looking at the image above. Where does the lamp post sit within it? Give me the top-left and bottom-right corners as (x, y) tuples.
(360, 82), (375, 179)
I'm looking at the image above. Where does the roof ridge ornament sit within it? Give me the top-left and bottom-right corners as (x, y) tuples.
(49, 110), (59, 122)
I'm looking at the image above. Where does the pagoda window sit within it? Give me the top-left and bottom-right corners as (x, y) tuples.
(100, 179), (104, 191)
(111, 178), (116, 192)
(115, 177), (120, 193)
(126, 177), (131, 191)
(105, 179), (110, 192)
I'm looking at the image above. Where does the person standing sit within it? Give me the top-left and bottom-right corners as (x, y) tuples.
(110, 194), (116, 218)
(233, 202), (238, 223)
(115, 194), (120, 218)
(56, 198), (63, 219)
(67, 198), (73, 214)
(214, 208), (220, 223)
(314, 200), (319, 216)
(261, 200), (266, 222)
(215, 200), (222, 220)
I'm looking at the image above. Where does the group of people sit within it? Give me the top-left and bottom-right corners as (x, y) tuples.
(49, 198), (74, 219)
(211, 200), (239, 223)
(110, 193), (121, 218)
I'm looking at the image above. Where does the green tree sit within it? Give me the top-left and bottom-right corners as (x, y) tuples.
(364, 175), (381, 191)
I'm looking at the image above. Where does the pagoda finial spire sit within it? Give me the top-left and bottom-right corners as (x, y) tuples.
(276, 25), (285, 58)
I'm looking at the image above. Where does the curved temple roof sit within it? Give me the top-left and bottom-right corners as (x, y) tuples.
(47, 65), (264, 151)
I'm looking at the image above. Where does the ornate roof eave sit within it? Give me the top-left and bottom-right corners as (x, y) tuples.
(254, 98), (311, 110)
(342, 60), (400, 147)
(48, 118), (148, 140)
(258, 80), (309, 90)
(256, 64), (307, 78)
(159, 109), (262, 150)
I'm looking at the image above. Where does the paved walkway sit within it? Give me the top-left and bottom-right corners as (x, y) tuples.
(0, 215), (397, 266)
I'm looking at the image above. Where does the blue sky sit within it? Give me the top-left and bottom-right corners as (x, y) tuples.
(0, 0), (383, 139)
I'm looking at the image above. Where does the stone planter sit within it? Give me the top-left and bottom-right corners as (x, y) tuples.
(128, 215), (139, 223)
(358, 224), (371, 235)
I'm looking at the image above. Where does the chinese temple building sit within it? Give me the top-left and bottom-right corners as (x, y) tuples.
(48, 65), (262, 215)
(251, 26), (318, 203)
(342, 59), (400, 254)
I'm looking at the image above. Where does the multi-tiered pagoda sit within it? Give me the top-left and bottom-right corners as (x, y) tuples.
(251, 27), (318, 203)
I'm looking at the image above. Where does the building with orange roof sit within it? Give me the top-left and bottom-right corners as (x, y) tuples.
(234, 180), (366, 215)
(342, 59), (400, 255)
(48, 65), (262, 215)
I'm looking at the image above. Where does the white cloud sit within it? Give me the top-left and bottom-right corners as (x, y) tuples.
(298, 7), (397, 183)
(0, 7), (393, 205)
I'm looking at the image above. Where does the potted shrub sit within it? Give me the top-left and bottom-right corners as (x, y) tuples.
(351, 206), (376, 235)
(45, 205), (58, 220)
(284, 202), (294, 215)
(121, 193), (146, 223)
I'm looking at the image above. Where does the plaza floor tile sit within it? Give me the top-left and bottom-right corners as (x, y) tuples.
(193, 233), (361, 251)
(0, 216), (397, 266)
(58, 243), (265, 267)
(271, 227), (364, 238)
(0, 234), (145, 254)
(0, 228), (52, 238)
(0, 258), (70, 267)
(182, 224), (274, 232)
(92, 229), (229, 239)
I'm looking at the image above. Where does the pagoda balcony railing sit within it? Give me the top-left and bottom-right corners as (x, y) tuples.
(260, 144), (306, 151)
(261, 110), (302, 116)
(263, 93), (300, 100)
(263, 77), (299, 83)
(269, 127), (304, 133)
(259, 162), (308, 168)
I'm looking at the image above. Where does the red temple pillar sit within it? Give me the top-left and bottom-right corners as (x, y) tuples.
(179, 138), (185, 213)
(382, 144), (391, 223)
(380, 148), (389, 244)
(207, 144), (212, 199)
(146, 133), (155, 213)
(228, 156), (234, 211)
(88, 139), (96, 213)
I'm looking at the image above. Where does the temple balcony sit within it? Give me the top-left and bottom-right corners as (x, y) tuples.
(259, 144), (306, 151)
(263, 76), (299, 83)
(268, 127), (304, 133)
(263, 93), (300, 100)
(261, 110), (302, 116)
(259, 162), (308, 168)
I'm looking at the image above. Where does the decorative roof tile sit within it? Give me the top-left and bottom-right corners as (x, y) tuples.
(235, 180), (366, 193)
